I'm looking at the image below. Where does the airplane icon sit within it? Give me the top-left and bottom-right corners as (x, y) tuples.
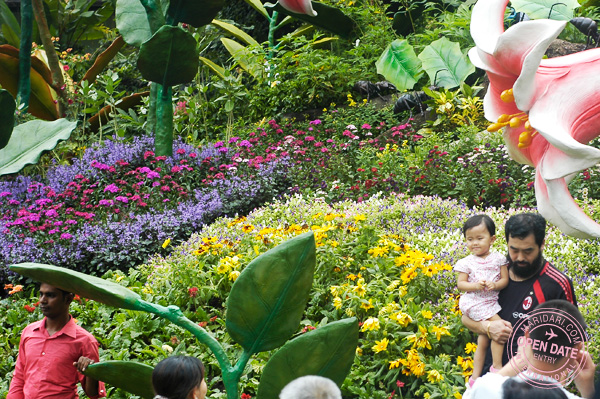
(545, 328), (557, 340)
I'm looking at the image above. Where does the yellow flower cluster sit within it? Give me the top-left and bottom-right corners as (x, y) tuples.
(216, 255), (241, 275)
(390, 348), (426, 377)
(406, 326), (432, 350)
(457, 356), (474, 378)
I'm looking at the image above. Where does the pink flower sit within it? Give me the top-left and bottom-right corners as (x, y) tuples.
(470, 0), (600, 238)
(278, 0), (317, 16)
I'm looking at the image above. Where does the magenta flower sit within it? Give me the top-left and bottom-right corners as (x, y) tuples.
(470, 0), (600, 238)
(60, 233), (72, 240)
(104, 184), (120, 193)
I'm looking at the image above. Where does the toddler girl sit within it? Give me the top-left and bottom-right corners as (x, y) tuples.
(455, 214), (508, 385)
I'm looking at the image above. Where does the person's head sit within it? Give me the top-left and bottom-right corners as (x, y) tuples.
(38, 283), (74, 320)
(462, 215), (496, 258)
(527, 300), (587, 366)
(279, 376), (341, 399)
(505, 213), (546, 278)
(502, 378), (568, 399)
(152, 356), (206, 399)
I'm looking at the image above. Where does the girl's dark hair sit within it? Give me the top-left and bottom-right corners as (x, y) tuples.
(462, 215), (495, 237)
(502, 377), (568, 399)
(152, 356), (205, 399)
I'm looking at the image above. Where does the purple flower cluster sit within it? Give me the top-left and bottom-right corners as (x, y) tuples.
(0, 134), (291, 284)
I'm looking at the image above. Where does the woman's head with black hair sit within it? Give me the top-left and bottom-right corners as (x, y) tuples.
(152, 356), (206, 399)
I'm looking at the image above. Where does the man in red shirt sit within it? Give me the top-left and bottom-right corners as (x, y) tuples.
(7, 283), (106, 399)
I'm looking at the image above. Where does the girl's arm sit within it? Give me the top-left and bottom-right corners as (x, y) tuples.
(487, 265), (509, 291)
(457, 272), (484, 292)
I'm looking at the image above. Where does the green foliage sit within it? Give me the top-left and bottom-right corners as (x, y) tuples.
(43, 0), (115, 50)
(0, 0), (20, 47)
(0, 88), (15, 149)
(0, 118), (76, 175)
(421, 84), (486, 132)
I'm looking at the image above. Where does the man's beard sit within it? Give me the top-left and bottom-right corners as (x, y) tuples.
(508, 252), (544, 279)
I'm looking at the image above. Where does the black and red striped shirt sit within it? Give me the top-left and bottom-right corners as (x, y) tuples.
(485, 260), (577, 367)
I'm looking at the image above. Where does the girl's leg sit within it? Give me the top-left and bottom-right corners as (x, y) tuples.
(487, 314), (505, 371)
(471, 333), (490, 381)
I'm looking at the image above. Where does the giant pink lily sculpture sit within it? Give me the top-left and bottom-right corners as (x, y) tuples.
(278, 0), (317, 16)
(469, 0), (600, 238)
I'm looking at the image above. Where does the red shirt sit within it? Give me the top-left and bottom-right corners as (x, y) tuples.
(7, 317), (106, 399)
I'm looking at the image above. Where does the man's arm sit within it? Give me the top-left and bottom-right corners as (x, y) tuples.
(76, 335), (106, 398)
(7, 332), (27, 399)
(74, 357), (101, 398)
(461, 315), (513, 344)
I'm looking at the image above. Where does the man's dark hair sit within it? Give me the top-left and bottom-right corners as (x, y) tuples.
(528, 299), (587, 364)
(462, 214), (496, 237)
(505, 213), (546, 247)
(152, 356), (205, 399)
(502, 378), (567, 399)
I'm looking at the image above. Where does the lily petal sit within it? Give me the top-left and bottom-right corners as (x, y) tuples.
(470, 0), (509, 54)
(535, 169), (600, 238)
(278, 0), (317, 16)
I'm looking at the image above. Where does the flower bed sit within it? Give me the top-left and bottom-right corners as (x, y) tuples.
(0, 134), (291, 284)
(3, 194), (597, 398)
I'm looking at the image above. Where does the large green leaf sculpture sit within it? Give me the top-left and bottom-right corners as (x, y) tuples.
(137, 25), (199, 86)
(417, 37), (475, 89)
(376, 39), (422, 91)
(167, 0), (224, 27)
(9, 263), (147, 310)
(226, 231), (316, 353)
(11, 233), (356, 399)
(84, 361), (155, 399)
(511, 0), (580, 20)
(0, 89), (16, 149)
(256, 318), (359, 399)
(115, 0), (165, 46)
(0, 119), (75, 175)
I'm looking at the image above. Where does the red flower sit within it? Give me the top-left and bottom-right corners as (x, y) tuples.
(396, 381), (405, 388)
(188, 287), (199, 298)
(198, 321), (208, 327)
(241, 394), (252, 399)
(210, 316), (218, 322)
(24, 305), (36, 313)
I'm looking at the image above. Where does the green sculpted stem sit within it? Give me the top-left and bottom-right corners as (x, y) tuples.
(134, 301), (243, 399)
(155, 85), (173, 156)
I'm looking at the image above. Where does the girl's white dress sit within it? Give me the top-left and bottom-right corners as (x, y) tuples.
(454, 252), (507, 321)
